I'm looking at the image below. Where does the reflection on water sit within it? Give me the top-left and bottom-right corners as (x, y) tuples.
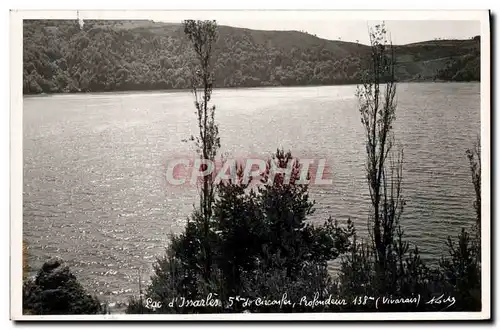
(23, 82), (480, 310)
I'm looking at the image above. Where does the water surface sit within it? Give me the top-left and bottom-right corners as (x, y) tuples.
(23, 83), (480, 310)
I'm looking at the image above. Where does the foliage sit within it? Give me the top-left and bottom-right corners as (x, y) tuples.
(433, 37), (480, 81)
(439, 228), (481, 311)
(127, 149), (353, 313)
(337, 23), (482, 313)
(436, 138), (482, 311)
(356, 23), (405, 285)
(119, 20), (483, 314)
(23, 258), (104, 315)
(183, 19), (221, 282)
(23, 20), (480, 94)
(335, 142), (483, 312)
(238, 255), (341, 313)
(435, 51), (480, 81)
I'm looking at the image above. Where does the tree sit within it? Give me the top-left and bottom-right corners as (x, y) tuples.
(23, 258), (104, 315)
(212, 150), (352, 298)
(132, 149), (353, 313)
(356, 23), (405, 289)
(22, 20), (479, 94)
(126, 21), (224, 315)
(439, 228), (481, 310)
(438, 138), (482, 311)
(337, 24), (483, 312)
(183, 19), (220, 282)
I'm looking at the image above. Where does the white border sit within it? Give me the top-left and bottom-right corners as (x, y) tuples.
(9, 9), (491, 321)
(479, 6), (491, 325)
(11, 9), (489, 21)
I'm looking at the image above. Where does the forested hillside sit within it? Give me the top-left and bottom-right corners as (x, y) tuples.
(23, 20), (480, 94)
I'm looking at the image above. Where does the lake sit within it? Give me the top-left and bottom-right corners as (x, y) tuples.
(23, 82), (480, 311)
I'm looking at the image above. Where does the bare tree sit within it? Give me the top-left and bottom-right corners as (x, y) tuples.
(183, 20), (220, 280)
(356, 23), (404, 285)
(466, 137), (481, 260)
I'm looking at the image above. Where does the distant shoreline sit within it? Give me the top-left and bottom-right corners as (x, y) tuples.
(22, 79), (480, 97)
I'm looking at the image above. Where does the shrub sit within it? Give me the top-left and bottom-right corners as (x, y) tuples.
(23, 258), (104, 315)
(127, 149), (353, 313)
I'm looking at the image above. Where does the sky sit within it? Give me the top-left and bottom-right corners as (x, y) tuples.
(207, 20), (480, 45)
(159, 17), (480, 45)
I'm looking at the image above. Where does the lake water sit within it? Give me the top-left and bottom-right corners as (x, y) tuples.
(23, 83), (480, 311)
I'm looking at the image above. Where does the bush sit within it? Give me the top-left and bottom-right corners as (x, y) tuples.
(23, 258), (104, 315)
(336, 23), (482, 313)
(127, 149), (353, 313)
(124, 21), (483, 314)
(439, 229), (481, 311)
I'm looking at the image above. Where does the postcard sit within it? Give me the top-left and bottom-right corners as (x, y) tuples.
(10, 9), (491, 321)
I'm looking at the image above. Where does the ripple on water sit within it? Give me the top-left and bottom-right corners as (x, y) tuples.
(23, 83), (480, 311)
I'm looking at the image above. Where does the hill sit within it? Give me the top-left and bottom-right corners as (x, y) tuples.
(22, 20), (480, 94)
